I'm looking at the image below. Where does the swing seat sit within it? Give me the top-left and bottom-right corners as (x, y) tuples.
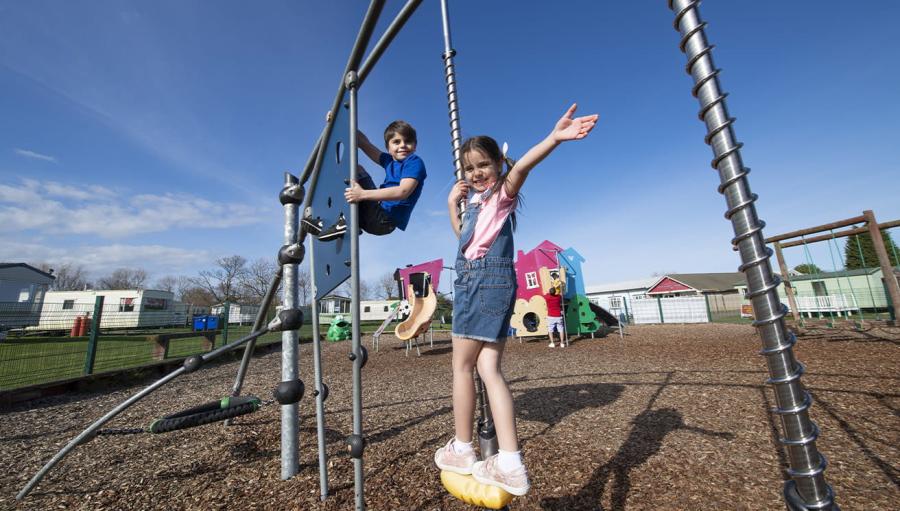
(441, 470), (514, 509)
(148, 396), (261, 434)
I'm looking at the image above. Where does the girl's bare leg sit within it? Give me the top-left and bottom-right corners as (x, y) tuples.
(476, 340), (519, 452)
(451, 336), (483, 442)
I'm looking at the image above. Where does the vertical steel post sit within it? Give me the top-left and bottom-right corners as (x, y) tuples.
(308, 238), (330, 500)
(281, 172), (300, 480)
(668, 1), (837, 509)
(221, 300), (230, 347)
(83, 296), (104, 375)
(347, 70), (365, 511)
(864, 210), (900, 323)
(774, 242), (802, 322)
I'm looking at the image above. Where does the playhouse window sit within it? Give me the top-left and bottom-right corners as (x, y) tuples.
(525, 272), (538, 289)
(383, 306), (389, 312)
(609, 296), (623, 309)
(364, 306), (371, 313)
(62, 300), (75, 310)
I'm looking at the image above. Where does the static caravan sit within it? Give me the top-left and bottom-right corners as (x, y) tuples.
(0, 263), (55, 330)
(38, 289), (177, 331)
(211, 303), (261, 325)
(360, 300), (397, 321)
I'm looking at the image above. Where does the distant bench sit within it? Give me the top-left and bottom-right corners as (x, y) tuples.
(147, 331), (218, 360)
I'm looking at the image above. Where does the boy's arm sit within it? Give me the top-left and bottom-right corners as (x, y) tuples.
(345, 178), (418, 203)
(357, 130), (383, 164)
(504, 103), (598, 198)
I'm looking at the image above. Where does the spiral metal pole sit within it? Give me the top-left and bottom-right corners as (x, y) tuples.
(667, 1), (837, 509)
(440, 0), (464, 182)
(440, 0), (498, 460)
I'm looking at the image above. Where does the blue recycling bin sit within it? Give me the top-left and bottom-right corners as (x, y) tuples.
(206, 315), (219, 330)
(193, 316), (208, 332)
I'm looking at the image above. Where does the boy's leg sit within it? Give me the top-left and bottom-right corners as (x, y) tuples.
(354, 165), (377, 189)
(354, 165), (396, 236)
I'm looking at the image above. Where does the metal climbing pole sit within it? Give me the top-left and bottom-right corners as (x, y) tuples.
(280, 172), (301, 479)
(440, 0), (499, 460)
(347, 69), (366, 511)
(667, 1), (838, 509)
(308, 239), (330, 500)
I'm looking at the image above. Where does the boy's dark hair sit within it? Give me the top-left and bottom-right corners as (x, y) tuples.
(548, 287), (558, 296)
(384, 120), (417, 147)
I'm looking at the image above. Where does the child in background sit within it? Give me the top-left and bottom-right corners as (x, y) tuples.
(545, 287), (566, 348)
(434, 104), (599, 496)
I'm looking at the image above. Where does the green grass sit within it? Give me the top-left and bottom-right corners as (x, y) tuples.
(0, 319), (450, 391)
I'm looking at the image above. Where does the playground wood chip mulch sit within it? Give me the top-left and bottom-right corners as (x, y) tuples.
(1, 323), (897, 510)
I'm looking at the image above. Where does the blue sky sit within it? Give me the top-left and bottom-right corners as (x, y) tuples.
(2, 1), (898, 296)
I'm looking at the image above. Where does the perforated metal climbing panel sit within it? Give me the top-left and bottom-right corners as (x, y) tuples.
(310, 92), (353, 299)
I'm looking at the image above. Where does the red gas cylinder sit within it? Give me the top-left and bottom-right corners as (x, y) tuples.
(70, 316), (81, 337)
(79, 315), (91, 336)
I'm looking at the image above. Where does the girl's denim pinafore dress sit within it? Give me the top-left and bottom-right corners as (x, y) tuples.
(451, 190), (517, 342)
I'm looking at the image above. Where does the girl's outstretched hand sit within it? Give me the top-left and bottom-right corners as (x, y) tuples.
(552, 103), (599, 142)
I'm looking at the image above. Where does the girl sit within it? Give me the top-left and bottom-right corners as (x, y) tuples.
(434, 104), (598, 496)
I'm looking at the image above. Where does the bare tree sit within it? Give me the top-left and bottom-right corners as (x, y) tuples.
(191, 255), (247, 304)
(154, 275), (180, 293)
(241, 258), (278, 304)
(375, 271), (399, 299)
(297, 266), (311, 306)
(31, 262), (92, 291)
(180, 285), (216, 307)
(359, 278), (374, 301)
(97, 268), (148, 290)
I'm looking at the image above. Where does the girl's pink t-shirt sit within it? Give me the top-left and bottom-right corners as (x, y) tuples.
(462, 185), (517, 260)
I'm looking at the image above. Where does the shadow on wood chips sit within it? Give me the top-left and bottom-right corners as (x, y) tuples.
(1, 323), (898, 510)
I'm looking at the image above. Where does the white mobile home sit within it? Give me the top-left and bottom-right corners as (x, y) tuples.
(210, 303), (261, 325)
(38, 289), (178, 331)
(360, 300), (398, 321)
(0, 263), (55, 330)
(316, 296), (398, 322)
(585, 278), (656, 319)
(735, 266), (900, 316)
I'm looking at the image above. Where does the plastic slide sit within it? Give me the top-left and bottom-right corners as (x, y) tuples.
(394, 273), (437, 340)
(588, 302), (620, 327)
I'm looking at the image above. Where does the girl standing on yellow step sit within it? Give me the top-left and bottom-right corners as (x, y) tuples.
(434, 103), (599, 496)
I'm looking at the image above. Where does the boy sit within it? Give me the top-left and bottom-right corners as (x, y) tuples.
(312, 120), (426, 240)
(546, 287), (566, 348)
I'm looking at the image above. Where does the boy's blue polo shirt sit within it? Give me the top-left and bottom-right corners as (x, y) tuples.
(378, 152), (426, 231)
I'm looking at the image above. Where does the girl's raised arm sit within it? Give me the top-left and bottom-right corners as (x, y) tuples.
(504, 103), (599, 197)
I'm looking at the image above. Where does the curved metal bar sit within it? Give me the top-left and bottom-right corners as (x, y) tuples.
(667, 1), (838, 509)
(303, 0), (386, 204)
(358, 0), (424, 86)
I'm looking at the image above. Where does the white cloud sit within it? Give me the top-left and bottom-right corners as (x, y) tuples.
(0, 178), (268, 238)
(0, 240), (211, 276)
(14, 148), (58, 163)
(44, 181), (116, 201)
